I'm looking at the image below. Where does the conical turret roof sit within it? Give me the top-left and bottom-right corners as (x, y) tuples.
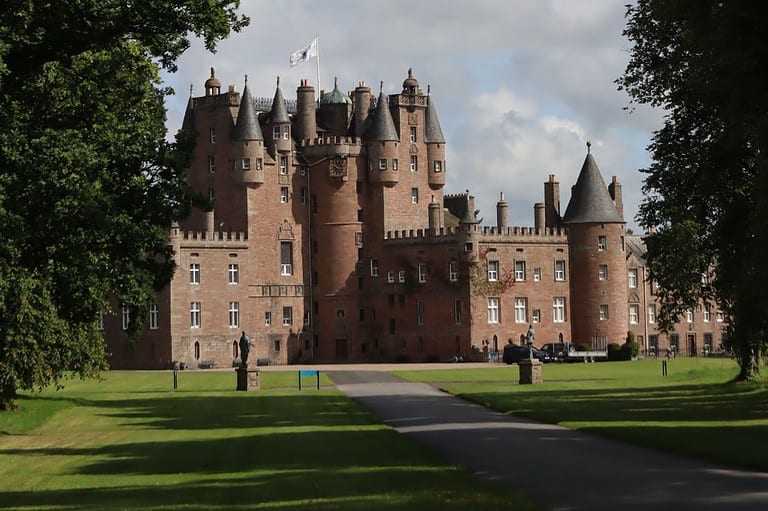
(562, 147), (623, 224)
(181, 88), (194, 131)
(424, 92), (445, 144)
(268, 78), (290, 124)
(231, 81), (263, 141)
(365, 85), (399, 141)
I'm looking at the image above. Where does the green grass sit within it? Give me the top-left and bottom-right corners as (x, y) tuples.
(0, 371), (537, 511)
(395, 358), (768, 471)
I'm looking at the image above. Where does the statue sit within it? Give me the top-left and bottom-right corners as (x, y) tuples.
(239, 331), (251, 368)
(526, 324), (535, 359)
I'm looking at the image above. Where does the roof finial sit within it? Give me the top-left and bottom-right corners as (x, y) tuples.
(189, 83), (193, 96)
(210, 67), (215, 78)
(379, 81), (384, 94)
(408, 67), (413, 78)
(244, 74), (248, 86)
(276, 76), (280, 87)
(427, 84), (431, 96)
(586, 140), (592, 154)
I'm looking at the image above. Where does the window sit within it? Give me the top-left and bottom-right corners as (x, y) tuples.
(189, 263), (200, 284)
(283, 307), (293, 326)
(304, 312), (311, 326)
(208, 187), (215, 203)
(273, 126), (280, 140)
(411, 188), (419, 204)
(409, 126), (417, 143)
(648, 304), (656, 324)
(149, 304), (159, 330)
(514, 298), (527, 323)
(274, 339), (281, 352)
(434, 160), (442, 172)
(121, 305), (130, 331)
(387, 271), (395, 284)
(208, 155), (215, 173)
(378, 158), (387, 170)
(454, 299), (462, 324)
(686, 309), (694, 323)
(531, 309), (541, 324)
(194, 341), (200, 360)
(598, 235), (607, 251)
(279, 156), (288, 175)
(282, 126), (290, 140)
(717, 310), (724, 322)
(599, 304), (609, 321)
(280, 242), (293, 276)
(598, 264), (608, 281)
(555, 260), (566, 281)
(486, 260), (499, 282)
(533, 267), (542, 282)
(264, 311), (272, 326)
(256, 158), (263, 170)
(398, 270), (405, 283)
(228, 264), (239, 284)
(703, 303), (711, 322)
(464, 242), (473, 252)
(628, 268), (638, 288)
(487, 298), (500, 324)
(410, 155), (417, 171)
(242, 157), (251, 170)
(392, 159), (398, 170)
(449, 261), (458, 282)
(629, 304), (639, 324)
(209, 128), (216, 143)
(300, 187), (307, 204)
(418, 263), (427, 283)
(190, 302), (201, 328)
(370, 259), (379, 277)
(417, 300), (425, 325)
(515, 260), (526, 281)
(229, 302), (239, 328)
(553, 297), (566, 323)
(280, 187), (289, 204)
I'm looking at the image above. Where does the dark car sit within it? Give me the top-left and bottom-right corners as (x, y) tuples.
(503, 345), (552, 364)
(540, 342), (575, 360)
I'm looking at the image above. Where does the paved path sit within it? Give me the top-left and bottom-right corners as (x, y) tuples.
(331, 370), (768, 511)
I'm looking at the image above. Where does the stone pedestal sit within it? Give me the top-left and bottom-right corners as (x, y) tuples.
(236, 367), (260, 391)
(518, 359), (543, 385)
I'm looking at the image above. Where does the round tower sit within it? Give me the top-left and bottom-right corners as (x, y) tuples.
(425, 86), (446, 189)
(562, 144), (628, 349)
(366, 82), (399, 186)
(231, 76), (265, 186)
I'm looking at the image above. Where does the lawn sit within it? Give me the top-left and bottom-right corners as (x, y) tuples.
(0, 371), (537, 511)
(395, 358), (768, 472)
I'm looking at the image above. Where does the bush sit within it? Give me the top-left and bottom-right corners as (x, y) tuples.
(607, 343), (623, 361)
(621, 340), (639, 360)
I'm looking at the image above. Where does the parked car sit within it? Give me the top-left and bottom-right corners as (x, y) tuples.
(503, 345), (552, 364)
(540, 342), (575, 360)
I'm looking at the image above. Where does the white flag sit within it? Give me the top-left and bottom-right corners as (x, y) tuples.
(289, 37), (318, 67)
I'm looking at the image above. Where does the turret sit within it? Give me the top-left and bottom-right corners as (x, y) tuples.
(562, 143), (627, 348)
(267, 77), (291, 153)
(204, 67), (221, 96)
(353, 81), (371, 137)
(365, 82), (399, 186)
(544, 174), (560, 228)
(428, 195), (442, 232)
(181, 86), (195, 132)
(231, 76), (264, 185)
(459, 192), (480, 261)
(318, 77), (352, 137)
(425, 85), (446, 189)
(496, 192), (509, 230)
(295, 78), (317, 143)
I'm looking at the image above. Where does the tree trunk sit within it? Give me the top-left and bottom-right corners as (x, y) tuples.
(0, 380), (18, 411)
(735, 349), (763, 382)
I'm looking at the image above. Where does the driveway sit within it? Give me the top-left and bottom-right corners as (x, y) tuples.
(331, 370), (768, 511)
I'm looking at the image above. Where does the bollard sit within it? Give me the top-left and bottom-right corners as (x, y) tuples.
(662, 359), (668, 376)
(173, 367), (178, 389)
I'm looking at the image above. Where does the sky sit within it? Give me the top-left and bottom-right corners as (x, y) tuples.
(163, 0), (661, 233)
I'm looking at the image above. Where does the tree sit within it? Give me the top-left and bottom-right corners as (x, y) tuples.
(618, 0), (768, 380)
(0, 1), (249, 409)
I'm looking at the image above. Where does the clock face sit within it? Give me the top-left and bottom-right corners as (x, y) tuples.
(329, 157), (348, 178)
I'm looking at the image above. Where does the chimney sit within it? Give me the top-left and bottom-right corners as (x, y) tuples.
(608, 175), (624, 220)
(534, 202), (545, 231)
(544, 174), (560, 227)
(496, 192), (508, 230)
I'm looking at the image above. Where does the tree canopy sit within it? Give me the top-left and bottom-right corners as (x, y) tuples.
(618, 0), (768, 380)
(0, 1), (249, 409)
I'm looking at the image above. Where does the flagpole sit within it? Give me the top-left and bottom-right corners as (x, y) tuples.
(315, 35), (321, 106)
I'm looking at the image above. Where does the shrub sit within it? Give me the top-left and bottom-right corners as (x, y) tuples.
(607, 343), (623, 361)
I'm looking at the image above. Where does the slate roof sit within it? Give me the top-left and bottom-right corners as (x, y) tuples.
(268, 80), (290, 124)
(181, 95), (195, 131)
(562, 151), (623, 224)
(424, 95), (445, 144)
(231, 84), (263, 141)
(365, 89), (399, 141)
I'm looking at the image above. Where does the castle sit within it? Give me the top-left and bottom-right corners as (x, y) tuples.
(104, 68), (724, 368)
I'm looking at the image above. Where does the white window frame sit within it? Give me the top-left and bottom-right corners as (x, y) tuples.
(392, 158), (398, 170)
(208, 155), (215, 173)
(228, 263), (239, 284)
(189, 263), (200, 285)
(628, 268), (638, 288)
(686, 309), (694, 323)
(149, 304), (159, 330)
(515, 260), (526, 281)
(410, 155), (417, 172)
(378, 158), (387, 170)
(553, 297), (566, 323)
(514, 298), (527, 324)
(273, 126), (280, 140)
(598, 264), (608, 281)
(264, 311), (272, 327)
(487, 260), (499, 282)
(279, 156), (288, 175)
(555, 260), (566, 281)
(648, 304), (656, 324)
(121, 305), (130, 331)
(280, 187), (289, 204)
(411, 188), (419, 204)
(410, 126), (417, 143)
(370, 259), (379, 277)
(229, 301), (239, 328)
(387, 271), (395, 284)
(533, 267), (542, 282)
(418, 263), (427, 283)
(209, 128), (216, 143)
(703, 304), (711, 322)
(717, 310), (724, 322)
(190, 302), (201, 329)
(449, 261), (458, 282)
(282, 125), (290, 140)
(531, 309), (541, 324)
(398, 270), (405, 283)
(487, 297), (500, 324)
(599, 304), (609, 321)
(598, 235), (607, 251)
(629, 304), (639, 325)
(434, 160), (442, 172)
(282, 306), (293, 326)
(242, 157), (251, 170)
(256, 158), (263, 170)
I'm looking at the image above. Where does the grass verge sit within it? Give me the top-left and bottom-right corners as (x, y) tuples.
(395, 358), (768, 472)
(0, 371), (537, 511)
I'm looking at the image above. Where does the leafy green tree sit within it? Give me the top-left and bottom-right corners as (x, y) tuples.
(0, 1), (249, 409)
(618, 0), (768, 380)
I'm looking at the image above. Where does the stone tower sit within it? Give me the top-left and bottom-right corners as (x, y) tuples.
(562, 144), (628, 348)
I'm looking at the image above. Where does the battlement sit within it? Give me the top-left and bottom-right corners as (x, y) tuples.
(181, 230), (247, 241)
(300, 136), (363, 147)
(476, 225), (567, 238)
(383, 227), (459, 244)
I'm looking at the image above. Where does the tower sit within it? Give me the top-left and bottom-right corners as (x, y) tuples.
(562, 143), (628, 348)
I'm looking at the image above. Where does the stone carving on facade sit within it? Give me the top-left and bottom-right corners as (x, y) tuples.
(278, 219), (295, 240)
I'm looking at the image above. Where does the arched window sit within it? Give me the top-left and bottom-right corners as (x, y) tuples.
(194, 341), (200, 360)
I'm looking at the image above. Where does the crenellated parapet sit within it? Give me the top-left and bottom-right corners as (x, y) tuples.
(478, 225), (568, 238)
(383, 226), (459, 245)
(171, 230), (249, 249)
